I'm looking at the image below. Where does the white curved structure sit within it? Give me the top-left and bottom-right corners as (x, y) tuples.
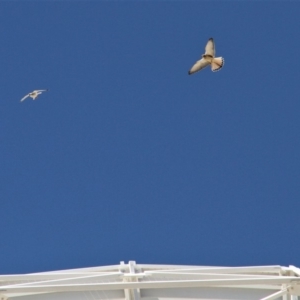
(0, 262), (300, 300)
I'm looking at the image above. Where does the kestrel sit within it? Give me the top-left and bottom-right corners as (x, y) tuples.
(20, 89), (48, 102)
(188, 38), (224, 75)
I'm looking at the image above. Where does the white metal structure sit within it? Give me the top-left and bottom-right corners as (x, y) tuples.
(0, 262), (300, 300)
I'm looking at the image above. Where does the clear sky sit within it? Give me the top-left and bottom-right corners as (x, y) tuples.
(1, 1), (300, 274)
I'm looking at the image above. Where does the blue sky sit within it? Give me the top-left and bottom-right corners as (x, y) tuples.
(1, 2), (300, 274)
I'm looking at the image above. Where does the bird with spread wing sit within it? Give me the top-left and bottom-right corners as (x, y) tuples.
(188, 38), (224, 75)
(20, 89), (49, 102)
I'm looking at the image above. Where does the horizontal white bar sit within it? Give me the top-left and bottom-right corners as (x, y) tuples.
(144, 266), (282, 274)
(145, 271), (283, 279)
(0, 272), (121, 281)
(0, 277), (299, 294)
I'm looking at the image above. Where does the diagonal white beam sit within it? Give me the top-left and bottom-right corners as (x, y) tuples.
(29, 265), (122, 274)
(260, 288), (289, 300)
(0, 272), (121, 282)
(0, 272), (123, 288)
(289, 266), (300, 277)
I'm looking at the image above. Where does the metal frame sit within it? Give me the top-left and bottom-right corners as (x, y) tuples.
(0, 262), (299, 300)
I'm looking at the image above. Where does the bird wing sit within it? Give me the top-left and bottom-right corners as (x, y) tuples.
(20, 94), (30, 102)
(34, 89), (48, 93)
(205, 38), (215, 56)
(188, 58), (210, 75)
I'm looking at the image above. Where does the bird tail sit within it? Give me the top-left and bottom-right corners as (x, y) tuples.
(211, 57), (224, 72)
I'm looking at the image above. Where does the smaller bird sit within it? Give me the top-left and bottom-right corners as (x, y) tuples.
(20, 89), (49, 102)
(188, 38), (224, 75)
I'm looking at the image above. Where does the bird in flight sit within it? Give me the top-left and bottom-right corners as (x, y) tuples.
(188, 38), (224, 75)
(20, 89), (49, 102)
